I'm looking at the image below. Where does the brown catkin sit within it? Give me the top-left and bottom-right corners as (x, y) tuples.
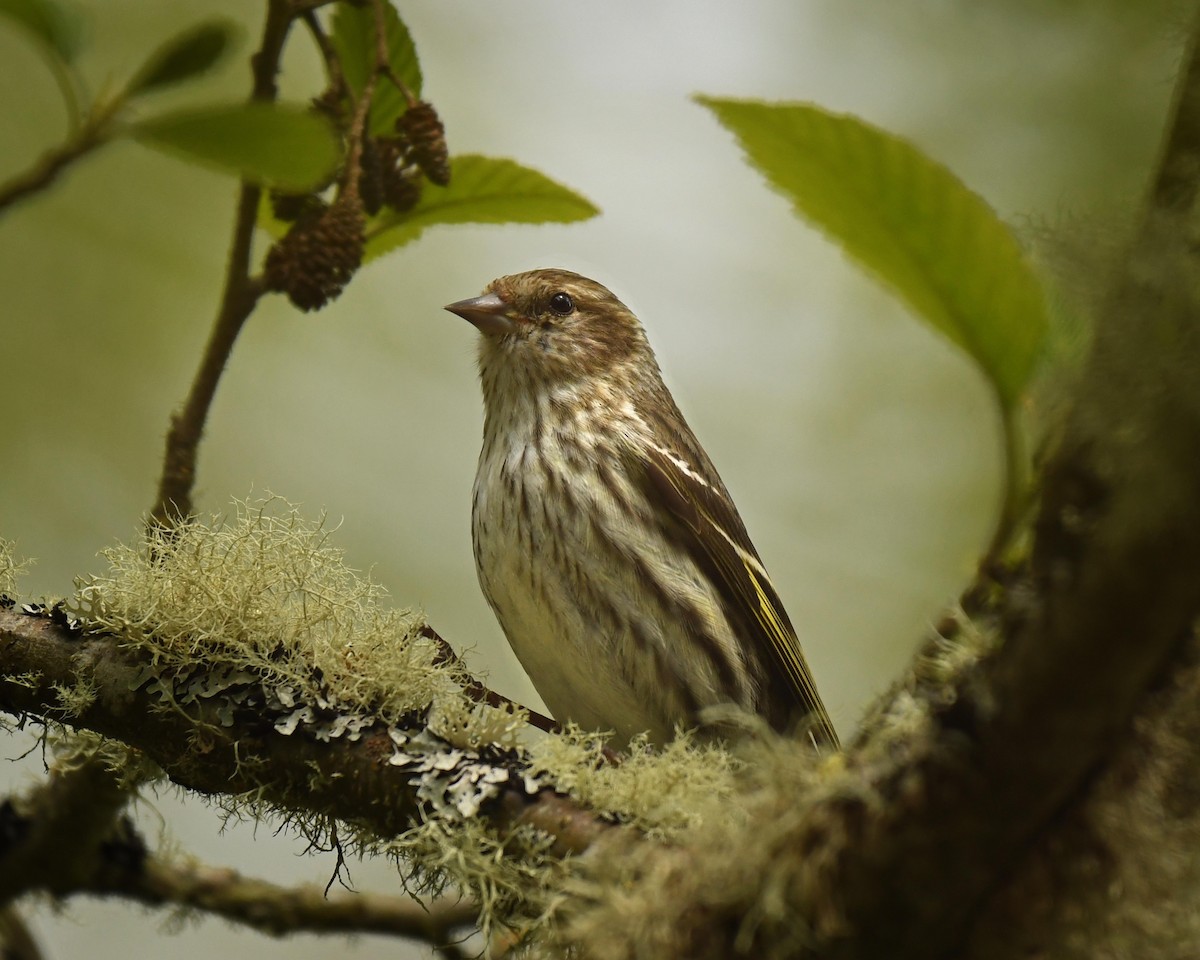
(264, 193), (365, 312)
(359, 135), (384, 216)
(382, 169), (422, 213)
(270, 190), (328, 224)
(396, 101), (450, 186)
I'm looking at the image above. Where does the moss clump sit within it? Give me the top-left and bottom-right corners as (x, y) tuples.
(527, 727), (741, 841)
(0, 536), (28, 598)
(50, 730), (162, 792)
(72, 496), (509, 744)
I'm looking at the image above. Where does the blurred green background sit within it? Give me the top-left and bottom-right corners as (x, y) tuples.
(0, 1), (1182, 956)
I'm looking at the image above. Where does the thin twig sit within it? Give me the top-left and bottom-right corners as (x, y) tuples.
(301, 8), (348, 103)
(335, 0), (392, 201)
(0, 95), (123, 217)
(421, 624), (559, 735)
(1, 752), (478, 946)
(369, 0), (417, 108)
(0, 129), (104, 215)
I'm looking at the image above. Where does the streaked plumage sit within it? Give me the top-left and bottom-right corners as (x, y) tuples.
(445, 269), (837, 749)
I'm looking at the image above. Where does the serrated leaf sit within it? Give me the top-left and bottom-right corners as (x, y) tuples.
(127, 20), (237, 96)
(696, 96), (1049, 409)
(362, 155), (599, 261)
(130, 103), (340, 191)
(330, 1), (421, 136)
(0, 0), (83, 63)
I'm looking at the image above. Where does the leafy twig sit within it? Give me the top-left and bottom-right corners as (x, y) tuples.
(150, 0), (297, 527)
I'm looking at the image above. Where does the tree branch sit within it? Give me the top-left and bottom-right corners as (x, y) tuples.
(79, 853), (480, 944)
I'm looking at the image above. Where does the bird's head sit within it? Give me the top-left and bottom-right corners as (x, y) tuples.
(445, 269), (656, 388)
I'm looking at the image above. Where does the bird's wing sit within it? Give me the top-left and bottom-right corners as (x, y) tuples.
(634, 440), (839, 749)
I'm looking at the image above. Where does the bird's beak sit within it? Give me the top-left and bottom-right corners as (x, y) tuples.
(444, 292), (520, 336)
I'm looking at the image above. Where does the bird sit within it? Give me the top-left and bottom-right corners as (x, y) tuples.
(444, 268), (838, 750)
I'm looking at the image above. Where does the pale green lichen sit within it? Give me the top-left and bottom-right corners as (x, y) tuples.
(853, 600), (1001, 748)
(49, 729), (163, 791)
(0, 536), (29, 597)
(548, 732), (855, 959)
(385, 815), (562, 943)
(526, 726), (741, 841)
(52, 677), (98, 716)
(71, 496), (512, 745)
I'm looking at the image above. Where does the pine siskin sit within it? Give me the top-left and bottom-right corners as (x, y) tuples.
(445, 269), (838, 750)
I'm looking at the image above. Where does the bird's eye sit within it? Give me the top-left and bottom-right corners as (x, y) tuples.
(548, 292), (574, 316)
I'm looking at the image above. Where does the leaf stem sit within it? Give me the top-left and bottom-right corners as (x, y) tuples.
(43, 45), (83, 134)
(980, 406), (1027, 573)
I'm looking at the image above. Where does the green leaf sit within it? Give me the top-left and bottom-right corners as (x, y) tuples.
(362, 155), (599, 261)
(330, 1), (421, 135)
(127, 20), (238, 96)
(130, 103), (340, 191)
(696, 96), (1049, 409)
(0, 0), (83, 63)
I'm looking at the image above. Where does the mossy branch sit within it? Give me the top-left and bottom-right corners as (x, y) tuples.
(0, 757), (133, 905)
(0, 606), (624, 860)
